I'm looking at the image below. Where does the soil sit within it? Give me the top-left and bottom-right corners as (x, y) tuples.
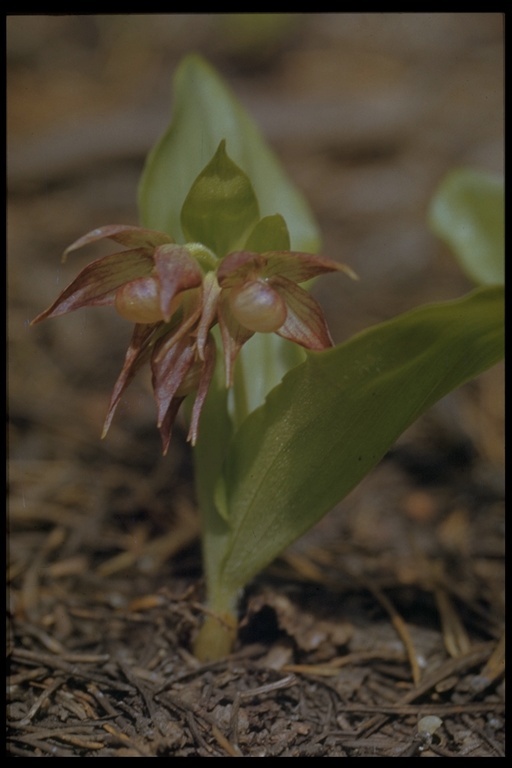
(7, 14), (504, 757)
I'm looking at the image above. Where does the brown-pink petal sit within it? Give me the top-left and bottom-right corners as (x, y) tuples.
(63, 224), (173, 261)
(153, 244), (203, 322)
(217, 292), (254, 387)
(152, 336), (196, 429)
(260, 250), (358, 283)
(217, 251), (267, 288)
(196, 270), (221, 361)
(187, 335), (216, 446)
(272, 276), (334, 350)
(218, 250), (357, 288)
(158, 398), (185, 456)
(102, 323), (161, 437)
(151, 296), (202, 365)
(31, 249), (154, 324)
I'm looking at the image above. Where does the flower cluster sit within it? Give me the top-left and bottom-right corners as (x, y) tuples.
(32, 224), (354, 452)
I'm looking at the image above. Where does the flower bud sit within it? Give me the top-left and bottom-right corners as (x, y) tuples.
(228, 279), (287, 333)
(115, 276), (164, 324)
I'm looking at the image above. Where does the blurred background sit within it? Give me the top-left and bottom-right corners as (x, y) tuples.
(8, 12), (504, 559)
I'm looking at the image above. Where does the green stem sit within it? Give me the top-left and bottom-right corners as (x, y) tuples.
(192, 492), (239, 661)
(191, 349), (240, 661)
(231, 350), (250, 430)
(192, 582), (239, 662)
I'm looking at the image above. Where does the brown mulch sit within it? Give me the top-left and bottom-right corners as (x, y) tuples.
(7, 14), (504, 757)
(7, 449), (506, 757)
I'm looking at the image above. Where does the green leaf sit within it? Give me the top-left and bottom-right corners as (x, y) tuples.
(218, 286), (504, 594)
(428, 169), (504, 285)
(226, 332), (307, 430)
(245, 214), (291, 252)
(138, 54), (320, 253)
(180, 140), (260, 258)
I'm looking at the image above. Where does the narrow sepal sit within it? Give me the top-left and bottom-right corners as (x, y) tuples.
(152, 336), (196, 428)
(102, 323), (160, 437)
(31, 250), (154, 323)
(63, 224), (173, 261)
(272, 277), (334, 350)
(188, 335), (217, 446)
(218, 292), (254, 386)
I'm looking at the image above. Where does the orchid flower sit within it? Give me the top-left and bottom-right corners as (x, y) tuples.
(215, 249), (356, 385)
(32, 222), (354, 450)
(31, 224), (213, 451)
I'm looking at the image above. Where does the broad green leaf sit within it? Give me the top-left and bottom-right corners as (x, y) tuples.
(428, 169), (504, 285)
(180, 140), (260, 258)
(227, 333), (307, 427)
(138, 54), (320, 253)
(218, 286), (504, 594)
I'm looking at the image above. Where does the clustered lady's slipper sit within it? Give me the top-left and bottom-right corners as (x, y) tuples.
(32, 223), (354, 452)
(29, 57), (504, 668)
